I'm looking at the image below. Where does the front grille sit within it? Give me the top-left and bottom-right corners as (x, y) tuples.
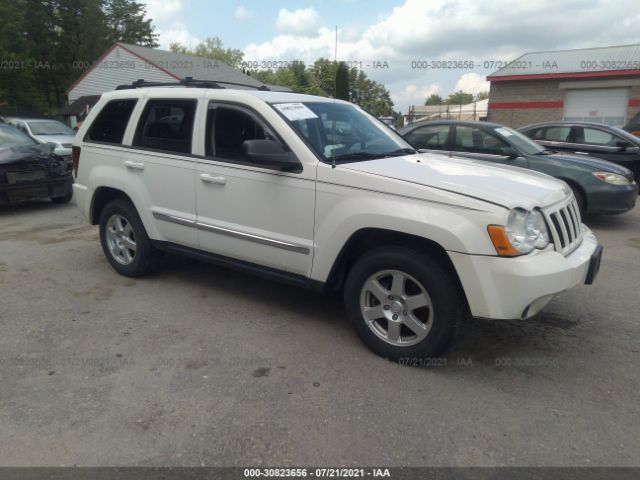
(544, 196), (582, 256)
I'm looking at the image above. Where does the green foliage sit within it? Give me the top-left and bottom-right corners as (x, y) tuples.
(475, 91), (489, 101)
(334, 62), (349, 100)
(249, 58), (394, 117)
(446, 90), (474, 105)
(170, 37), (244, 69)
(424, 94), (444, 105)
(0, 0), (158, 112)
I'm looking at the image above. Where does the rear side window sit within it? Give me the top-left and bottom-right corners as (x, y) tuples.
(540, 126), (571, 142)
(405, 125), (450, 150)
(85, 99), (137, 144)
(134, 99), (197, 154)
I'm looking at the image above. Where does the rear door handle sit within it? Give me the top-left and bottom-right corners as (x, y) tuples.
(200, 174), (226, 185)
(124, 161), (144, 171)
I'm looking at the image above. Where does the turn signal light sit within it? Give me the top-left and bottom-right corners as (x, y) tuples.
(487, 225), (520, 257)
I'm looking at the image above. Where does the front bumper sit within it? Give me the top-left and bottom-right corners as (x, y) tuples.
(0, 177), (73, 204)
(448, 226), (600, 320)
(588, 182), (638, 214)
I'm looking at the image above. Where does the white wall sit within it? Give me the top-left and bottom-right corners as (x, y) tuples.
(68, 46), (175, 102)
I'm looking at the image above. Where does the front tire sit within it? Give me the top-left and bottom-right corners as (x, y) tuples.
(344, 247), (464, 361)
(99, 199), (157, 277)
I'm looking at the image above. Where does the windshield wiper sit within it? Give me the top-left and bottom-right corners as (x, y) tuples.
(331, 149), (417, 163)
(382, 148), (417, 156)
(330, 152), (384, 162)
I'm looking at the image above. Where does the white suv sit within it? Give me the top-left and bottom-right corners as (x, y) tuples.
(72, 80), (602, 360)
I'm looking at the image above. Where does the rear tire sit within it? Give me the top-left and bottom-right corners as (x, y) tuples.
(344, 247), (464, 361)
(99, 199), (158, 277)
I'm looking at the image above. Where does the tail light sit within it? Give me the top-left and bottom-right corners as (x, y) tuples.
(71, 146), (81, 177)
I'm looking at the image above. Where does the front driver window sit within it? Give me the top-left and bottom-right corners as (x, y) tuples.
(582, 127), (618, 146)
(205, 105), (277, 160)
(454, 126), (509, 155)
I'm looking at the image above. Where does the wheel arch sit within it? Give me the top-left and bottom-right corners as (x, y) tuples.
(557, 177), (587, 213)
(323, 228), (469, 308)
(90, 186), (135, 225)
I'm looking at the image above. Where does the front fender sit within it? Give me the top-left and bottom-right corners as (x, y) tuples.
(311, 185), (504, 282)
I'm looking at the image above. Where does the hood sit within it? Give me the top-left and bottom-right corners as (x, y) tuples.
(541, 151), (633, 176)
(0, 142), (59, 165)
(32, 134), (75, 147)
(342, 153), (569, 209)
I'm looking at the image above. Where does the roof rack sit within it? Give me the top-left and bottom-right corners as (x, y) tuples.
(116, 77), (270, 91)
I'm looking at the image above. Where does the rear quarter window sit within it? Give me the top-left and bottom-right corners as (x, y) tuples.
(85, 99), (137, 144)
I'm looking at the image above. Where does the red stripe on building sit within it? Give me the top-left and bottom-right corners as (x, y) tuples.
(629, 99), (640, 107)
(489, 101), (563, 110)
(487, 69), (640, 82)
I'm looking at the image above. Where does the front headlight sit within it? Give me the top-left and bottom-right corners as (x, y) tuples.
(592, 172), (630, 185)
(488, 208), (550, 256)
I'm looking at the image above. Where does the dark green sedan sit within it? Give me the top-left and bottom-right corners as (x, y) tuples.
(399, 120), (638, 215)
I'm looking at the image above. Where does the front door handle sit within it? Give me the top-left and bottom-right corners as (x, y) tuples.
(124, 160), (145, 171)
(200, 174), (227, 185)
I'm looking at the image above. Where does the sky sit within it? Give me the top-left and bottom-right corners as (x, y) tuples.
(142, 0), (640, 111)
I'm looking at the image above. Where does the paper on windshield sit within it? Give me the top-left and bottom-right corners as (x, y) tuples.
(495, 127), (513, 137)
(274, 103), (318, 121)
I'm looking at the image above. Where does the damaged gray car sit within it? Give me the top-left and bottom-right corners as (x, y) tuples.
(0, 124), (73, 205)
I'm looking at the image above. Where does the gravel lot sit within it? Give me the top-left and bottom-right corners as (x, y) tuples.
(0, 199), (638, 467)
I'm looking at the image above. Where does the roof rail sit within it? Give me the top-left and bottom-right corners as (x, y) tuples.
(116, 77), (270, 91)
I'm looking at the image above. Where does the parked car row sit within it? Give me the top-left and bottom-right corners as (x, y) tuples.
(399, 120), (638, 216)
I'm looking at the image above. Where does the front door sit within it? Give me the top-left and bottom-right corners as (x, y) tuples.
(194, 102), (315, 276)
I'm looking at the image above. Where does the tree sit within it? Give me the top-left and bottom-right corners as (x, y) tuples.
(103, 0), (158, 47)
(424, 94), (444, 106)
(0, 0), (159, 111)
(475, 91), (489, 101)
(249, 58), (394, 117)
(446, 90), (474, 105)
(169, 37), (244, 68)
(334, 62), (349, 100)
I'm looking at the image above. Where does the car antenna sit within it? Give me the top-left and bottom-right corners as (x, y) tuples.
(332, 25), (338, 170)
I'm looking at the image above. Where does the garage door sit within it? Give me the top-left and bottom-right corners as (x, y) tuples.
(563, 88), (629, 126)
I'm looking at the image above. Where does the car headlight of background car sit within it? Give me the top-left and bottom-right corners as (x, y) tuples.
(592, 172), (631, 185)
(487, 208), (550, 256)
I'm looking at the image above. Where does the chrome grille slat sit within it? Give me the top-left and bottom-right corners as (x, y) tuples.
(544, 196), (583, 256)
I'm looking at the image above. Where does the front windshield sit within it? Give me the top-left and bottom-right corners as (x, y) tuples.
(0, 125), (37, 148)
(27, 120), (75, 136)
(272, 101), (414, 163)
(492, 125), (545, 155)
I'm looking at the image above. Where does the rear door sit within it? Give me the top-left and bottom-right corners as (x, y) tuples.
(122, 96), (199, 247)
(193, 101), (315, 276)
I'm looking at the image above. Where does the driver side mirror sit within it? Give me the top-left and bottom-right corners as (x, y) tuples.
(616, 140), (632, 151)
(241, 139), (301, 172)
(499, 146), (519, 158)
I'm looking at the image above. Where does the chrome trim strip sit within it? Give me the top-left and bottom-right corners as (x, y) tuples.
(152, 211), (310, 255)
(152, 211), (196, 227)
